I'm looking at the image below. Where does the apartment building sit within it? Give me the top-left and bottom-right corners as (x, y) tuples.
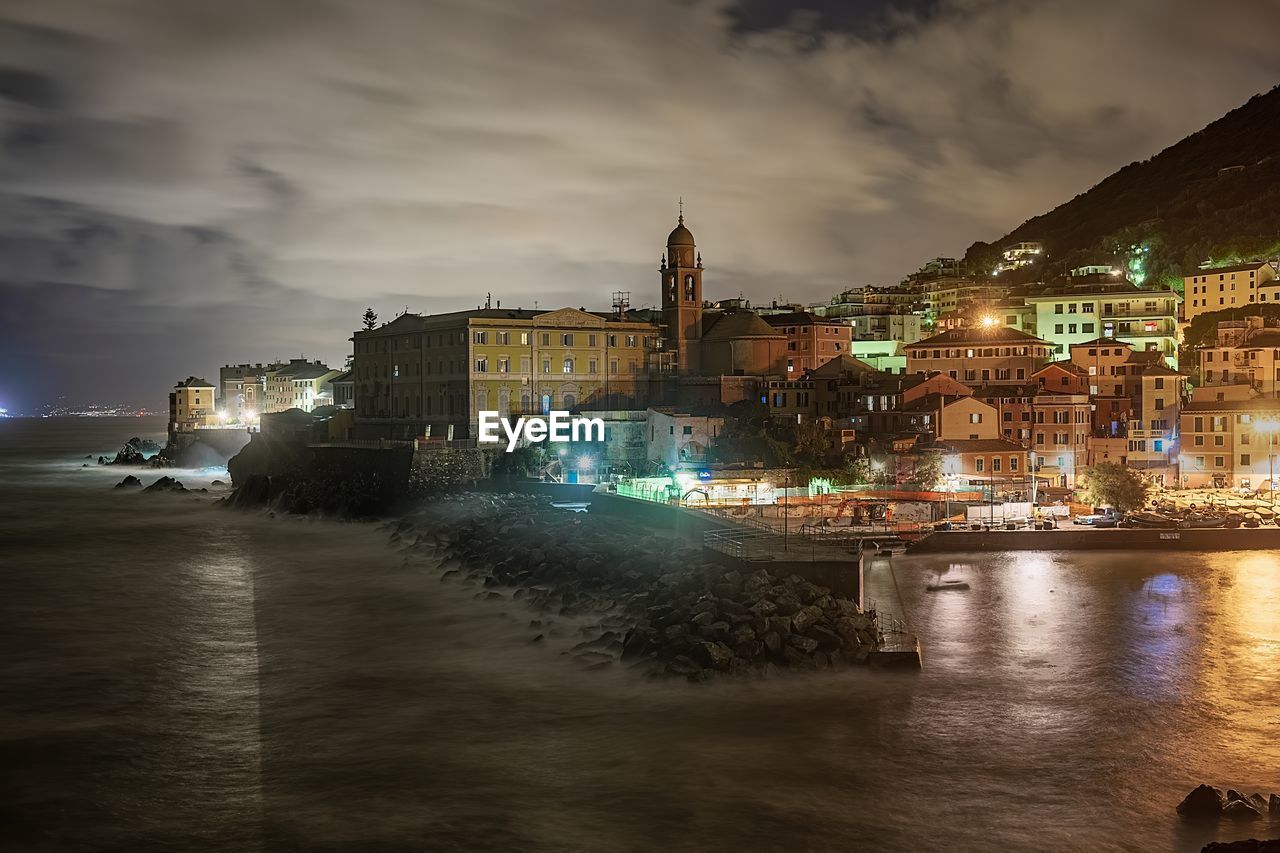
(1025, 276), (1180, 366)
(1183, 261), (1276, 322)
(903, 326), (1054, 387)
(761, 311), (853, 375)
(351, 307), (662, 439)
(1179, 385), (1280, 488)
(1198, 317), (1280, 396)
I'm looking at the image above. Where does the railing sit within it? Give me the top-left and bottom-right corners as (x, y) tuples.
(308, 438), (416, 450)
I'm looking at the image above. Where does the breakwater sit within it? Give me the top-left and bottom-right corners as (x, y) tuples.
(392, 493), (884, 680)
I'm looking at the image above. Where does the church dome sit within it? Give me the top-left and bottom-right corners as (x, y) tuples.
(667, 217), (695, 248)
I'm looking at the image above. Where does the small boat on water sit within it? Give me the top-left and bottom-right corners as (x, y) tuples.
(926, 578), (970, 592)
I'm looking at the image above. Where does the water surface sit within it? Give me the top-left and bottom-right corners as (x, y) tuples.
(1, 418), (1277, 852)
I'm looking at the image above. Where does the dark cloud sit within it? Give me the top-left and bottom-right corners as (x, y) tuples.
(0, 0), (1277, 410)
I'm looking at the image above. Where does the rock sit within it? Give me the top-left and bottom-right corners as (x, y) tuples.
(788, 636), (819, 654)
(1228, 790), (1248, 804)
(762, 631), (782, 655)
(728, 624), (756, 646)
(1223, 800), (1264, 821)
(1176, 785), (1225, 818)
(211, 479), (226, 486)
(749, 599), (778, 617)
(773, 594), (801, 616)
(113, 475), (143, 489)
(142, 476), (186, 493)
(806, 625), (842, 652)
(666, 655), (702, 678)
(1248, 794), (1268, 813)
(791, 605), (823, 634)
(1202, 840), (1280, 853)
(1270, 793), (1280, 815)
(689, 641), (734, 671)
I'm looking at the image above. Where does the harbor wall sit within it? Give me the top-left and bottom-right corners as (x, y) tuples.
(907, 527), (1280, 553)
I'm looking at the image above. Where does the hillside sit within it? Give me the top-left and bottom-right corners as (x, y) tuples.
(964, 86), (1280, 289)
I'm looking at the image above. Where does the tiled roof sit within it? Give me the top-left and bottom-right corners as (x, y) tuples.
(175, 376), (215, 388)
(904, 326), (1048, 348)
(1186, 261), (1273, 277)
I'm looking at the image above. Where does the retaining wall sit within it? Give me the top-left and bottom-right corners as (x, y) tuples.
(908, 527), (1280, 553)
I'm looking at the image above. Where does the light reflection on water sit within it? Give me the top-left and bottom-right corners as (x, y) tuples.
(2, 418), (1279, 852)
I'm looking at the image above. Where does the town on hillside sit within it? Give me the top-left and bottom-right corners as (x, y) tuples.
(165, 214), (1280, 529)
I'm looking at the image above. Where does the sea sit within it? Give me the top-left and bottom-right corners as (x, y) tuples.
(1, 417), (1278, 852)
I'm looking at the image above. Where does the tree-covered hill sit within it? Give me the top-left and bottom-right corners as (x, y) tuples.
(965, 86), (1280, 290)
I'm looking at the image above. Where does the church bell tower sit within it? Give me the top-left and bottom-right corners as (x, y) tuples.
(660, 202), (703, 376)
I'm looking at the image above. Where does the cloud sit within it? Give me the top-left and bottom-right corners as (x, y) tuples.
(0, 0), (1276, 407)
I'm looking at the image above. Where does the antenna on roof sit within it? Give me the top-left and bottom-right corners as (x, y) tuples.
(612, 290), (630, 320)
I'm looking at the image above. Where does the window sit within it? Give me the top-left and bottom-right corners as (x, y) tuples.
(541, 333), (550, 346)
(588, 359), (598, 373)
(393, 364), (400, 378)
(1054, 304), (1063, 314)
(474, 357), (487, 373)
(497, 331), (510, 345)
(976, 458), (985, 472)
(1010, 456), (1019, 472)
(992, 457), (1001, 472)
(682, 425), (693, 435)
(969, 413), (982, 424)
(498, 357), (510, 373)
(521, 332), (530, 345)
(473, 331), (487, 344)
(542, 358), (551, 374)
(561, 333), (573, 346)
(1055, 324), (1064, 334)
(563, 358), (574, 374)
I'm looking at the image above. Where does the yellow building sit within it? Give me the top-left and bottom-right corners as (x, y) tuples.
(1179, 387), (1280, 489)
(168, 376), (217, 437)
(1184, 261), (1276, 322)
(1198, 316), (1280, 396)
(351, 307), (664, 439)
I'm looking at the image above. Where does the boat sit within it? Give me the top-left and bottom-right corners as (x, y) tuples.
(926, 578), (970, 592)
(1121, 511), (1181, 529)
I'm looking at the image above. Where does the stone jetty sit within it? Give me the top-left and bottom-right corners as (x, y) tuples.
(392, 492), (884, 680)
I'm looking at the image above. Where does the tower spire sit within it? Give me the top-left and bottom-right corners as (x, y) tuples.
(678, 196), (683, 225)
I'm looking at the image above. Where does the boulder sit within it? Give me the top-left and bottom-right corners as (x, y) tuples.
(788, 635), (819, 654)
(1176, 785), (1225, 818)
(1223, 800), (1263, 822)
(1202, 840), (1280, 853)
(113, 475), (143, 490)
(142, 476), (186, 493)
(689, 641), (734, 671)
(1270, 793), (1280, 816)
(791, 605), (823, 634)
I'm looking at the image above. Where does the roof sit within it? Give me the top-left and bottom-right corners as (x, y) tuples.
(701, 311), (785, 340)
(289, 364), (338, 381)
(667, 216), (695, 248)
(916, 438), (1029, 454)
(807, 354), (880, 379)
(762, 311), (842, 327)
(1137, 364), (1184, 378)
(1069, 336), (1129, 349)
(901, 393), (988, 413)
(905, 326), (1049, 349)
(330, 370), (354, 384)
(1233, 331), (1280, 348)
(1182, 399), (1280, 413)
(971, 384), (1038, 398)
(1188, 261), (1273, 277)
(175, 376), (215, 388)
(1033, 360), (1088, 376)
(1124, 350), (1165, 365)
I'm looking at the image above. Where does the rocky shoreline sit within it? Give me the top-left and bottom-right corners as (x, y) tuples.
(388, 492), (883, 680)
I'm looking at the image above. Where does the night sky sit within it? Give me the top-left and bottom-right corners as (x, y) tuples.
(0, 0), (1276, 411)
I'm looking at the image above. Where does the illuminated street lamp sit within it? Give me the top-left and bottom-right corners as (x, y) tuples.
(1255, 417), (1280, 507)
(979, 315), (1000, 329)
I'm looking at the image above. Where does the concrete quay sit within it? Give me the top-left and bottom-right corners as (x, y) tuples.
(906, 526), (1280, 553)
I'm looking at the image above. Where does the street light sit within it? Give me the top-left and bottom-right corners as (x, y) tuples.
(1255, 417), (1280, 507)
